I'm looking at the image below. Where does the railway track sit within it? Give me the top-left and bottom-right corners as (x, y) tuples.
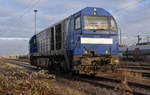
(121, 65), (150, 71)
(78, 78), (147, 95)
(6, 59), (37, 69)
(119, 63), (150, 78)
(81, 75), (150, 95)
(2, 59), (150, 95)
(119, 61), (150, 70)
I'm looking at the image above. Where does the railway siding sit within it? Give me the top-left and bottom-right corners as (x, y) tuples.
(2, 58), (150, 95)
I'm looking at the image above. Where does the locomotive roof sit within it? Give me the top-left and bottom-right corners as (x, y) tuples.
(29, 35), (36, 44)
(30, 7), (113, 39)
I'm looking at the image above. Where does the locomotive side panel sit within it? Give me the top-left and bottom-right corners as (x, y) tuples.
(37, 28), (51, 55)
(36, 20), (69, 56)
(30, 18), (72, 70)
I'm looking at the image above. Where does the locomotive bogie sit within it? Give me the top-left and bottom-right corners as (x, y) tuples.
(72, 54), (119, 74)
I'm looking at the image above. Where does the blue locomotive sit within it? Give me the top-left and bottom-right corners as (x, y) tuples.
(29, 7), (119, 75)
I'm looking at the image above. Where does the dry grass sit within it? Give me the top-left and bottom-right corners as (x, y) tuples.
(0, 59), (136, 95)
(0, 59), (58, 95)
(0, 59), (88, 95)
(0, 71), (56, 95)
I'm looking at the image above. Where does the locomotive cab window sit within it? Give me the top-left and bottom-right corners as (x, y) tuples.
(75, 16), (81, 30)
(84, 15), (108, 30)
(110, 17), (117, 31)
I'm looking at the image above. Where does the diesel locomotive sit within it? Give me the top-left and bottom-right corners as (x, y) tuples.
(29, 7), (119, 75)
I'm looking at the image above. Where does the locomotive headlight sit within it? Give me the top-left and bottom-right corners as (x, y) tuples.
(83, 48), (88, 54)
(105, 50), (109, 54)
(105, 48), (111, 54)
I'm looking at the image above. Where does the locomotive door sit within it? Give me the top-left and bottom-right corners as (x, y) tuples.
(74, 15), (81, 52)
(71, 18), (75, 50)
(66, 15), (81, 53)
(66, 18), (74, 52)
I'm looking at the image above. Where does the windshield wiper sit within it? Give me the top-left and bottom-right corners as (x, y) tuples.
(97, 28), (106, 31)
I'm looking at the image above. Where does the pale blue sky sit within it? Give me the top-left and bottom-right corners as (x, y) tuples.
(0, 0), (150, 55)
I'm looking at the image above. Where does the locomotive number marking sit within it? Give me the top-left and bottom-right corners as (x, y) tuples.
(81, 38), (113, 44)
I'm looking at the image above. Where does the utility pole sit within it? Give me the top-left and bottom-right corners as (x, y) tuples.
(34, 9), (38, 35)
(119, 28), (122, 46)
(146, 36), (150, 42)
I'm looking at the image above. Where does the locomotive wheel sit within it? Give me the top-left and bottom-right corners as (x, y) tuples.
(36, 66), (41, 70)
(111, 64), (118, 73)
(48, 59), (55, 71)
(76, 70), (79, 75)
(72, 70), (79, 75)
(61, 60), (68, 73)
(30, 59), (34, 66)
(90, 73), (96, 76)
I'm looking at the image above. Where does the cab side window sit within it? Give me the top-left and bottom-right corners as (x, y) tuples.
(110, 17), (117, 31)
(75, 16), (81, 30)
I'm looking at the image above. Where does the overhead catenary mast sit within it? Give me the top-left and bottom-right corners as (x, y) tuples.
(137, 35), (142, 44)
